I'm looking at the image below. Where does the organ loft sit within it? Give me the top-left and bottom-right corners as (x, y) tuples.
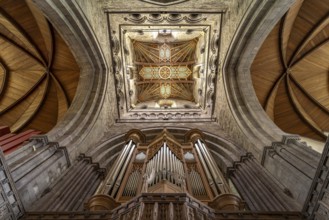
(0, 0), (329, 220)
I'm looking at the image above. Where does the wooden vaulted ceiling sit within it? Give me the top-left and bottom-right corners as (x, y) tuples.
(0, 0), (79, 133)
(251, 0), (329, 141)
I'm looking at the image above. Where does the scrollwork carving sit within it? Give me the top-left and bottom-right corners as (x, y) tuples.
(124, 13), (206, 24)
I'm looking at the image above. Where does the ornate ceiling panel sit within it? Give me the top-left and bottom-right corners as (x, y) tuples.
(251, 0), (329, 141)
(106, 9), (223, 122)
(134, 40), (196, 102)
(0, 0), (80, 133)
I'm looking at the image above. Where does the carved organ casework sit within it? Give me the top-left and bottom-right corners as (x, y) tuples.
(86, 129), (242, 211)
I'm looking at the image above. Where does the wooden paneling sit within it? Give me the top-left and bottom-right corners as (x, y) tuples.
(251, 0), (329, 141)
(0, 0), (79, 133)
(251, 23), (283, 109)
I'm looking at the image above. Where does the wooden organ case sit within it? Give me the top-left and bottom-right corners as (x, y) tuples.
(86, 129), (242, 213)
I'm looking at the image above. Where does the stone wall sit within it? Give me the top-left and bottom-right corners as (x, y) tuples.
(215, 0), (295, 160)
(73, 0), (118, 156)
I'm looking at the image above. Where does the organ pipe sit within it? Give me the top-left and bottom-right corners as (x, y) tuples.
(195, 143), (219, 196)
(106, 140), (132, 193)
(92, 129), (239, 207)
(199, 140), (229, 193)
(111, 143), (136, 197)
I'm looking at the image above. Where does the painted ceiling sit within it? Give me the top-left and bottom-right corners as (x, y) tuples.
(106, 10), (223, 121)
(133, 38), (197, 103)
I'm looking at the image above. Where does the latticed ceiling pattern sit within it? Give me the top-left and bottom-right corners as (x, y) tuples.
(0, 0), (80, 133)
(251, 0), (329, 141)
(133, 39), (197, 102)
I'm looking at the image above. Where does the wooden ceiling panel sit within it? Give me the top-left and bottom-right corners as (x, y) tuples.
(0, 0), (48, 62)
(51, 31), (80, 71)
(251, 23), (283, 108)
(291, 43), (329, 108)
(296, 24), (329, 62)
(25, 79), (59, 133)
(281, 0), (304, 65)
(274, 81), (322, 140)
(291, 80), (329, 131)
(0, 38), (44, 70)
(251, 0), (329, 141)
(52, 70), (80, 103)
(9, 76), (48, 132)
(0, 0), (80, 133)
(0, 70), (45, 112)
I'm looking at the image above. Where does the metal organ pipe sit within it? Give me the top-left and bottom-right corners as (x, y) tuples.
(111, 142), (136, 197)
(198, 140), (229, 193)
(105, 140), (132, 193)
(166, 145), (169, 179)
(195, 143), (219, 196)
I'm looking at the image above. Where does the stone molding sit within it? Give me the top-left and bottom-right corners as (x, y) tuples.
(31, 0), (109, 159)
(221, 0), (296, 159)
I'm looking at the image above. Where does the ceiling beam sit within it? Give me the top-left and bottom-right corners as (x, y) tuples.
(289, 13), (329, 66)
(286, 75), (327, 140)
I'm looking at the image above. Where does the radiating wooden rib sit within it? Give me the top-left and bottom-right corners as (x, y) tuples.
(49, 71), (69, 120)
(10, 75), (49, 132)
(280, 0), (304, 67)
(286, 75), (327, 140)
(0, 9), (45, 65)
(172, 42), (195, 62)
(289, 13), (329, 66)
(289, 78), (329, 131)
(0, 34), (45, 66)
(264, 72), (286, 120)
(0, 61), (7, 97)
(0, 72), (47, 115)
(171, 42), (194, 62)
(138, 83), (159, 101)
(291, 38), (329, 67)
(134, 43), (159, 63)
(171, 83), (193, 101)
(26, 0), (53, 65)
(289, 73), (329, 114)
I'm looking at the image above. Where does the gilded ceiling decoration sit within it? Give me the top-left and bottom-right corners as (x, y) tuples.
(0, 0), (79, 133)
(251, 0), (329, 141)
(134, 39), (196, 102)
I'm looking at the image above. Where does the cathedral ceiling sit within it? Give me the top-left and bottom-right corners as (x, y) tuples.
(251, 0), (329, 141)
(134, 39), (196, 103)
(0, 0), (80, 133)
(106, 9), (223, 122)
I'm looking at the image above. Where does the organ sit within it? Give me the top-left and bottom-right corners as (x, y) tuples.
(86, 129), (242, 211)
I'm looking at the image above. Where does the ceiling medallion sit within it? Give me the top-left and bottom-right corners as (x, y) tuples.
(159, 66), (171, 79)
(140, 0), (189, 6)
